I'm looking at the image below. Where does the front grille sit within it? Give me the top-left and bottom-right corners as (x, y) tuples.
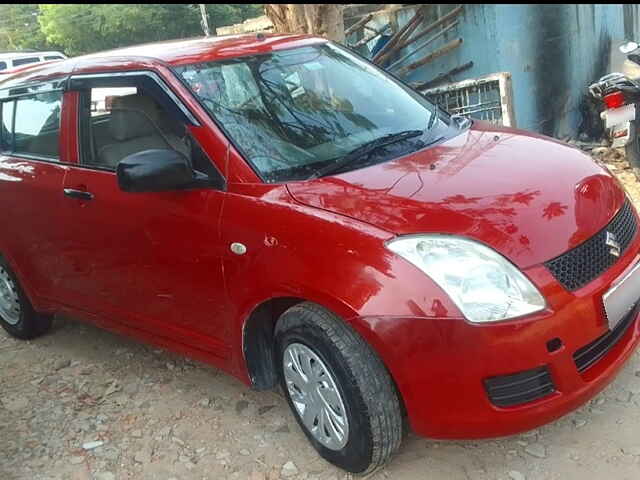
(545, 200), (637, 291)
(573, 302), (638, 373)
(484, 366), (556, 407)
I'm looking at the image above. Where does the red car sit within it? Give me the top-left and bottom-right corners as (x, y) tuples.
(1, 34), (639, 474)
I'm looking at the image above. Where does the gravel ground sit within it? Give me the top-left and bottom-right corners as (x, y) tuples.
(2, 148), (640, 480)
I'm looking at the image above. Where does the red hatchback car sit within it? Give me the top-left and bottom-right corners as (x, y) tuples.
(1, 34), (640, 474)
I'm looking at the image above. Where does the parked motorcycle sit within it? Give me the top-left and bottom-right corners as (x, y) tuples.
(589, 41), (640, 178)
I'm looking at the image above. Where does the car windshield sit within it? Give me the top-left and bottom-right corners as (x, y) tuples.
(175, 42), (453, 182)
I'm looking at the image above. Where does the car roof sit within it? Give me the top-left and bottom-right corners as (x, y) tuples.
(0, 51), (66, 60)
(77, 34), (325, 66)
(0, 34), (327, 89)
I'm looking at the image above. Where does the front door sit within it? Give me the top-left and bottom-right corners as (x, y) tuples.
(57, 73), (230, 357)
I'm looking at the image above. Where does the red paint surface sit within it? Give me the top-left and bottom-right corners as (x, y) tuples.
(1, 35), (639, 440)
(288, 123), (626, 268)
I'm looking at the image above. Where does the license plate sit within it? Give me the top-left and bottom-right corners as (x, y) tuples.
(603, 260), (640, 330)
(605, 103), (636, 128)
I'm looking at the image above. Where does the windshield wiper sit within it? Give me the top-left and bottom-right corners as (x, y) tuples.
(308, 130), (424, 179)
(426, 109), (438, 130)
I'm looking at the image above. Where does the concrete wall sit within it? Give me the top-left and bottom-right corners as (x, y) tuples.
(216, 4), (637, 139)
(392, 4), (636, 139)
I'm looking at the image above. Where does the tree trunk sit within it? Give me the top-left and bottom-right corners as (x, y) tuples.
(264, 4), (344, 43)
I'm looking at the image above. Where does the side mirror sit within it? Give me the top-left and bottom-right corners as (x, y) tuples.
(620, 41), (639, 54)
(117, 149), (195, 193)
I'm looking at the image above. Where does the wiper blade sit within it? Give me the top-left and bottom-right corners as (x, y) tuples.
(426, 109), (439, 130)
(309, 130), (423, 179)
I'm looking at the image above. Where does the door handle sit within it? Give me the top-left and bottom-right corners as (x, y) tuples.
(63, 188), (94, 201)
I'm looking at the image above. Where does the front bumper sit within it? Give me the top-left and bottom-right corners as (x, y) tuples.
(350, 225), (640, 439)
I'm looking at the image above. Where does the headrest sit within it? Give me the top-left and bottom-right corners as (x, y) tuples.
(109, 94), (161, 141)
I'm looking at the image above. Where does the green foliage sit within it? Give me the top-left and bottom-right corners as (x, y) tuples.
(38, 4), (200, 56)
(0, 4), (51, 51)
(1, 4), (264, 56)
(205, 4), (263, 29)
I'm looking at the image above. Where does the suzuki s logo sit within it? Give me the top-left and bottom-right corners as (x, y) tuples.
(606, 231), (621, 257)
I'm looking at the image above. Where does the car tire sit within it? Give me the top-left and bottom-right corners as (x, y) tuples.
(0, 257), (52, 339)
(274, 302), (402, 474)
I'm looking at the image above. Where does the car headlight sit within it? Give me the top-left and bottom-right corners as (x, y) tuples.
(386, 235), (546, 323)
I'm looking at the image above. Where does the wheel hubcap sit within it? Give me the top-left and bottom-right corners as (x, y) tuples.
(283, 343), (349, 450)
(0, 267), (20, 325)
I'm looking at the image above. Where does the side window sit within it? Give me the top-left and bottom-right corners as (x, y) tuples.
(90, 87), (138, 117)
(81, 87), (177, 170)
(10, 92), (62, 159)
(13, 57), (40, 67)
(79, 83), (221, 180)
(44, 56), (64, 61)
(0, 61), (7, 71)
(1, 101), (15, 151)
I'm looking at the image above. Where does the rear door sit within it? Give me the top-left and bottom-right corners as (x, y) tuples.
(0, 82), (73, 303)
(56, 71), (231, 357)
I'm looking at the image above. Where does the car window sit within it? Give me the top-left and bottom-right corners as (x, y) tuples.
(79, 85), (219, 179)
(11, 92), (62, 159)
(44, 56), (64, 61)
(0, 100), (15, 151)
(12, 57), (40, 67)
(0, 61), (6, 71)
(90, 87), (138, 117)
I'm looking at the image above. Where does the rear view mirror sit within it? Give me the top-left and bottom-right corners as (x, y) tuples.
(620, 41), (639, 54)
(117, 149), (195, 193)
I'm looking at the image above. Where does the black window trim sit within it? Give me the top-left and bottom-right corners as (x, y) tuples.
(0, 90), (64, 163)
(0, 71), (200, 160)
(12, 57), (41, 67)
(67, 70), (200, 127)
(69, 71), (226, 190)
(0, 78), (70, 166)
(0, 77), (67, 100)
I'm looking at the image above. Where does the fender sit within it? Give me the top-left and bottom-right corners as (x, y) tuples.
(220, 182), (461, 380)
(0, 241), (56, 314)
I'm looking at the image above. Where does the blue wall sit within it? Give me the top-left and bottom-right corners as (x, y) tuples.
(385, 4), (636, 139)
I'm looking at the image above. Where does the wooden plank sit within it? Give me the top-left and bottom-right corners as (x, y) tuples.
(387, 20), (459, 71)
(371, 10), (419, 63)
(345, 4), (427, 22)
(392, 5), (463, 54)
(371, 9), (423, 64)
(345, 13), (374, 37)
(350, 23), (390, 48)
(375, 11), (424, 64)
(412, 61), (474, 90)
(395, 37), (463, 77)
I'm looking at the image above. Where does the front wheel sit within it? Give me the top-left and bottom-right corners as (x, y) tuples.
(275, 302), (402, 474)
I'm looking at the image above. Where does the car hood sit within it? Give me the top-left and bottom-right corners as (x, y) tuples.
(287, 122), (626, 268)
